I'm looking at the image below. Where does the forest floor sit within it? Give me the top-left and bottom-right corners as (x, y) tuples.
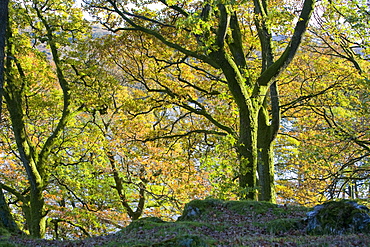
(2, 199), (370, 246)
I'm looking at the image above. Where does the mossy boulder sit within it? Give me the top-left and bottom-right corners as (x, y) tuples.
(306, 200), (370, 235)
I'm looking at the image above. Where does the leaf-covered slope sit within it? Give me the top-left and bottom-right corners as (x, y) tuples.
(3, 199), (370, 246)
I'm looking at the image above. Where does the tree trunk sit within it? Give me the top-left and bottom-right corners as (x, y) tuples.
(0, 0), (16, 233)
(29, 186), (47, 238)
(238, 108), (259, 200)
(257, 142), (276, 202)
(257, 101), (277, 203)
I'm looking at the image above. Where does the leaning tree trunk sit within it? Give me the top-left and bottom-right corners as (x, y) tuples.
(107, 150), (146, 220)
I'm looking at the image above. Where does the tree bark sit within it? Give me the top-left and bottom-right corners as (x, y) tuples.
(238, 108), (259, 200)
(257, 104), (276, 202)
(257, 81), (280, 202)
(4, 74), (47, 238)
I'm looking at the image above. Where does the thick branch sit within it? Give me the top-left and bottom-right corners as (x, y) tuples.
(4, 28), (41, 191)
(158, 0), (189, 17)
(281, 82), (337, 114)
(179, 99), (236, 136)
(253, 0), (273, 71)
(216, 4), (230, 48)
(257, 0), (316, 86)
(228, 12), (247, 70)
(53, 175), (99, 212)
(269, 81), (280, 141)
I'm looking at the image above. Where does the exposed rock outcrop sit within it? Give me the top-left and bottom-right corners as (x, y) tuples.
(306, 200), (370, 235)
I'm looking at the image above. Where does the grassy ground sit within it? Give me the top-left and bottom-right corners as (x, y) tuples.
(1, 199), (370, 246)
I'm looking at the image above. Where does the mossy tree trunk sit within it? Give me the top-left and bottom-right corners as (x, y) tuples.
(257, 82), (280, 202)
(208, 1), (314, 200)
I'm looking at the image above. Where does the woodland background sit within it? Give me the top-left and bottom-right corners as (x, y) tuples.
(0, 0), (369, 240)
